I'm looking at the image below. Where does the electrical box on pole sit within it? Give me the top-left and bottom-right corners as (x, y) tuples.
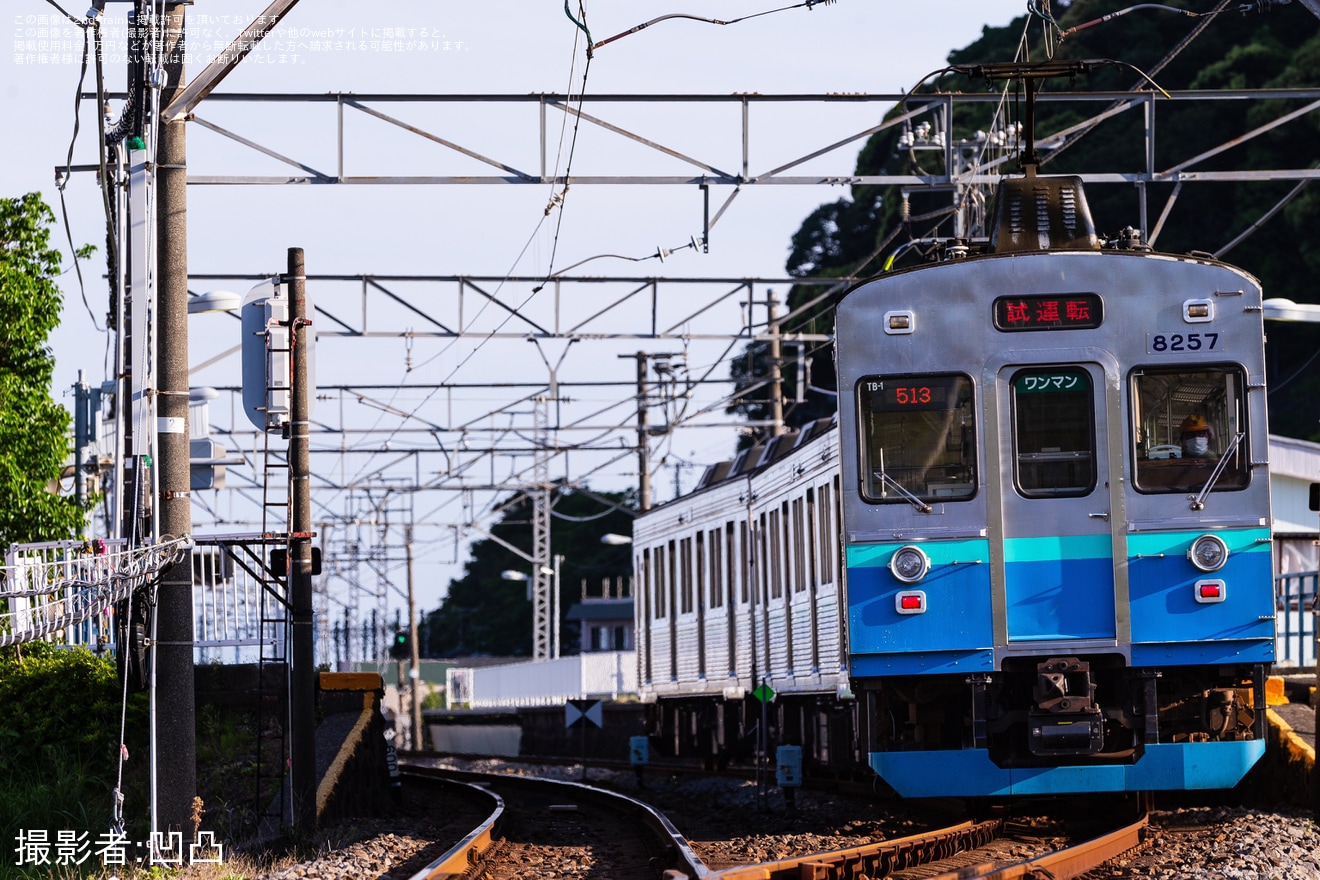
(241, 278), (315, 432)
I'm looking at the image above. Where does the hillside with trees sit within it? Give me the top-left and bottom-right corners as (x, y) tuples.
(729, 0), (1320, 443)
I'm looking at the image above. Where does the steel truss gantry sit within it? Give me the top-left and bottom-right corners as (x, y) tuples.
(166, 88), (1318, 658)
(170, 89), (1320, 193)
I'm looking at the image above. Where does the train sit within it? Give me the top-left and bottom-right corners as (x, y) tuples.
(631, 166), (1275, 797)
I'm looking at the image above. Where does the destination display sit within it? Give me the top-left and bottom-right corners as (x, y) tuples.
(860, 375), (965, 412)
(993, 293), (1102, 331)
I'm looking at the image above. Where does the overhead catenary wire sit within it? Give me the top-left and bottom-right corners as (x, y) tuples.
(317, 38), (593, 509)
(1059, 2), (1228, 40)
(1041, 0), (1233, 169)
(589, 0), (836, 52)
(329, 8), (609, 538)
(57, 20), (103, 331)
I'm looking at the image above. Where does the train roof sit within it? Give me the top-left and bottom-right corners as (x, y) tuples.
(687, 415), (838, 496)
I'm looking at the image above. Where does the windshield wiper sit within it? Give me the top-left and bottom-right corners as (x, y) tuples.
(878, 471), (933, 513)
(1190, 431), (1245, 511)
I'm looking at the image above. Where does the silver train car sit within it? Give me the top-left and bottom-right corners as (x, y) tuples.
(632, 418), (856, 767)
(836, 173), (1273, 797)
(632, 171), (1274, 797)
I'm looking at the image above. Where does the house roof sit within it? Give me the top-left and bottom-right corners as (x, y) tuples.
(565, 599), (634, 622)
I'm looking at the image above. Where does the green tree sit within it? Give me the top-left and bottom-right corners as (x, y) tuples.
(0, 192), (89, 545)
(729, 2), (1320, 442)
(423, 486), (634, 657)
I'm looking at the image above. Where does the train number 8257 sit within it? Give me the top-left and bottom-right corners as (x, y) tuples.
(1147, 332), (1221, 353)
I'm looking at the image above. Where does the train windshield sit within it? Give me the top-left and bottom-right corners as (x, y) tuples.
(857, 373), (976, 503)
(1130, 365), (1250, 493)
(1010, 366), (1096, 498)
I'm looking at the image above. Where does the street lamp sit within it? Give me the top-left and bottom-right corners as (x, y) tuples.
(186, 289), (241, 314)
(501, 562), (562, 658)
(600, 533), (633, 545)
(500, 569), (531, 601)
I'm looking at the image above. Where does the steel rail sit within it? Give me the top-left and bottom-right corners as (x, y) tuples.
(704, 820), (1000, 880)
(395, 774), (503, 880)
(400, 763), (710, 879)
(902, 814), (1148, 880)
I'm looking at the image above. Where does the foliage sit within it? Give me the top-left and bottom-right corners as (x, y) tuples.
(422, 486), (635, 658)
(0, 192), (91, 545)
(728, 2), (1320, 442)
(0, 644), (150, 876)
(194, 703), (280, 843)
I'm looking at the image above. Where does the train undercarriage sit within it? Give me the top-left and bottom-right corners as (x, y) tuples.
(865, 657), (1266, 769)
(646, 659), (1267, 790)
(646, 691), (866, 778)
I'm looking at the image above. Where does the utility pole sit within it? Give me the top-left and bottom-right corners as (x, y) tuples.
(767, 290), (784, 437)
(154, 0), (197, 843)
(626, 352), (652, 511)
(532, 395), (552, 661)
(288, 247), (317, 833)
(406, 524), (423, 749)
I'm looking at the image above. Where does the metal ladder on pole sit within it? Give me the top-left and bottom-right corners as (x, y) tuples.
(254, 309), (293, 836)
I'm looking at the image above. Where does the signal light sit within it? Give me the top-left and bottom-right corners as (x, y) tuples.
(895, 590), (926, 615)
(1194, 580), (1226, 604)
(390, 630), (410, 659)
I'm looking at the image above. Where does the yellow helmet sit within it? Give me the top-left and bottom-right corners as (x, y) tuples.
(1180, 415), (1209, 434)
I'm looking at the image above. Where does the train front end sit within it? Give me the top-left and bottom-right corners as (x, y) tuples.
(835, 174), (1274, 797)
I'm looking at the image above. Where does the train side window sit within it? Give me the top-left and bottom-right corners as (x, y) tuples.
(708, 528), (723, 609)
(1010, 367), (1096, 498)
(739, 521), (750, 604)
(680, 537), (693, 614)
(857, 373), (976, 503)
(653, 544), (666, 619)
(1130, 365), (1249, 494)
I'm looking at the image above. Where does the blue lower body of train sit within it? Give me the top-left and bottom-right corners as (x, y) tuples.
(847, 529), (1275, 797)
(871, 741), (1266, 797)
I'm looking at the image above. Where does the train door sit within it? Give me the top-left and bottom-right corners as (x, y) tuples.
(993, 362), (1119, 643)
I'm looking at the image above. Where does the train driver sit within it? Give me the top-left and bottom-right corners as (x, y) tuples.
(1179, 415), (1215, 460)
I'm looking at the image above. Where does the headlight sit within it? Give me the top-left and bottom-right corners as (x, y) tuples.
(1187, 534), (1229, 572)
(889, 545), (930, 584)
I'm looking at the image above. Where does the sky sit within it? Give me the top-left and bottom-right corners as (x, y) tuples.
(3, 1), (1029, 628)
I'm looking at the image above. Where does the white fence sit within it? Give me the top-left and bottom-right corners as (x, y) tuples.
(1, 534), (284, 663)
(1275, 570), (1318, 668)
(0, 537), (190, 648)
(446, 651), (637, 709)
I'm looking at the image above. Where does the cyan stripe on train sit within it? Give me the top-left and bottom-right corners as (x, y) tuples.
(845, 528), (1274, 672)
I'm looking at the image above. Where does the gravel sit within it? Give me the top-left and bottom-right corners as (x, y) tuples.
(1085, 805), (1320, 880)
(193, 758), (1319, 880)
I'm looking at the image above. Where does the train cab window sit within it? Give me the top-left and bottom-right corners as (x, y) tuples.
(858, 373), (976, 503)
(1010, 367), (1096, 497)
(1131, 366), (1249, 494)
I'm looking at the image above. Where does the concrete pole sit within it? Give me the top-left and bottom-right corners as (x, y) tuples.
(406, 525), (423, 750)
(154, 0), (197, 842)
(767, 291), (784, 437)
(629, 353), (652, 511)
(288, 247), (317, 833)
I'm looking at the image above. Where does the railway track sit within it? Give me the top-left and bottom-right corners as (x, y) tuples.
(399, 764), (704, 879)
(399, 760), (1148, 880)
(703, 813), (1147, 880)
